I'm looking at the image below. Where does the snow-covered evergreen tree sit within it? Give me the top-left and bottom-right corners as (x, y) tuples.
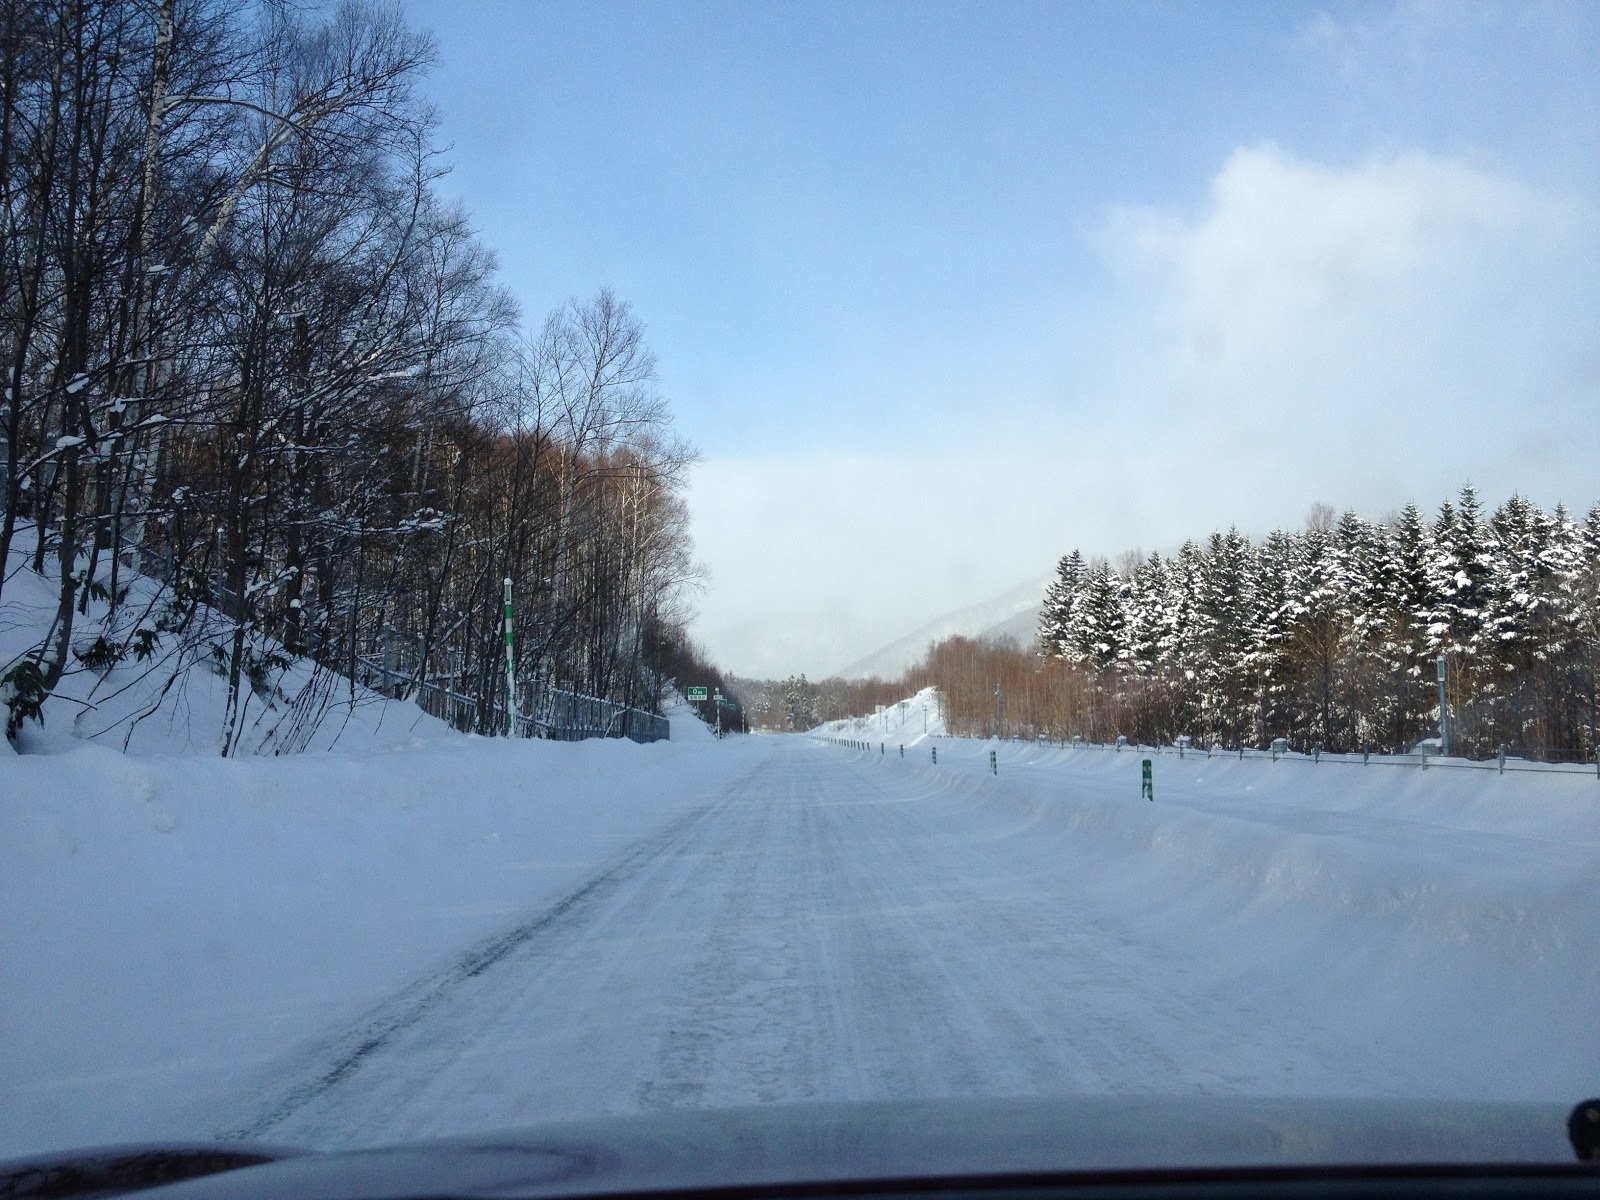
(1031, 486), (1596, 760)
(1329, 510), (1388, 746)
(1070, 560), (1126, 673)
(1375, 503), (1437, 749)
(1192, 529), (1255, 744)
(1121, 552), (1168, 677)
(1036, 550), (1084, 659)
(1247, 529), (1296, 746)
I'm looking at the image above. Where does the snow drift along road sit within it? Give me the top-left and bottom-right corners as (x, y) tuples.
(3, 728), (1595, 1158)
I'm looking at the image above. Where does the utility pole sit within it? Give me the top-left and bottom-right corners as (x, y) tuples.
(504, 578), (516, 737)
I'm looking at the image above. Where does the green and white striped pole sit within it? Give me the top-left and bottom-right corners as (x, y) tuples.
(503, 578), (516, 737)
(1436, 654), (1448, 757)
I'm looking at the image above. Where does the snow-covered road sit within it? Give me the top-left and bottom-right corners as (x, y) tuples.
(211, 737), (1597, 1151)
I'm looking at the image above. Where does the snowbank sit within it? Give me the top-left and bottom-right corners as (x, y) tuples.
(0, 731), (762, 1155)
(808, 728), (1600, 1100)
(1, 525), (453, 757)
(817, 686), (946, 744)
(823, 731), (1600, 968)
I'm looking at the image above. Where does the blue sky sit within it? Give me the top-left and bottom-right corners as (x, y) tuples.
(399, 1), (1600, 678)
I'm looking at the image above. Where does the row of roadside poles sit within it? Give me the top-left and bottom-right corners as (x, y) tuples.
(821, 654), (1460, 799)
(821, 736), (1009, 778)
(824, 733), (1161, 799)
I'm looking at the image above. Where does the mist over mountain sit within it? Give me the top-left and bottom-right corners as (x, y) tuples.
(831, 577), (1047, 680)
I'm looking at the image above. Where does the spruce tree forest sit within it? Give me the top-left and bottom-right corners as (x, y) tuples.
(1027, 488), (1600, 759)
(739, 487), (1600, 765)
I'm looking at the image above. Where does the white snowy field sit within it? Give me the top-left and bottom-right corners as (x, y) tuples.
(3, 717), (1598, 1159)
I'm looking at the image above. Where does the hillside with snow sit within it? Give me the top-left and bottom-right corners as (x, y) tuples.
(1, 526), (456, 759)
(815, 685), (947, 743)
(831, 577), (1047, 680)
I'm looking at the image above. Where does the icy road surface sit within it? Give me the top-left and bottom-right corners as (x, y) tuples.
(215, 737), (1595, 1150)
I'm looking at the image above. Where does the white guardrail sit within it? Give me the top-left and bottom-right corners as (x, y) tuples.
(1051, 737), (1599, 779)
(819, 728), (1598, 779)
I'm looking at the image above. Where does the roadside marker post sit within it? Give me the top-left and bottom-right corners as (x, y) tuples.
(932, 746), (937, 765)
(503, 578), (515, 737)
(1437, 655), (1450, 756)
(1141, 758), (1153, 801)
(989, 749), (997, 775)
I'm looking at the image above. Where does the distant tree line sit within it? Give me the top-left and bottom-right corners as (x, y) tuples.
(729, 673), (914, 733)
(0, 0), (699, 750)
(754, 487), (1600, 763)
(910, 488), (1600, 761)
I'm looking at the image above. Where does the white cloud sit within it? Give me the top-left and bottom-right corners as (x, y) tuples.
(685, 446), (1319, 679)
(689, 146), (1599, 680)
(686, 455), (1060, 679)
(1087, 144), (1595, 485)
(1291, 3), (1498, 85)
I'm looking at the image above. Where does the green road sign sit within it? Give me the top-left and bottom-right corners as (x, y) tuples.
(687, 686), (708, 701)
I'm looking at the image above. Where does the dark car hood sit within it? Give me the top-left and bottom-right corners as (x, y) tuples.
(0, 1096), (1584, 1200)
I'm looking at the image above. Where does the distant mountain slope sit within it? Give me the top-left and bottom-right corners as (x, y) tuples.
(832, 576), (1048, 680)
(977, 599), (1046, 647)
